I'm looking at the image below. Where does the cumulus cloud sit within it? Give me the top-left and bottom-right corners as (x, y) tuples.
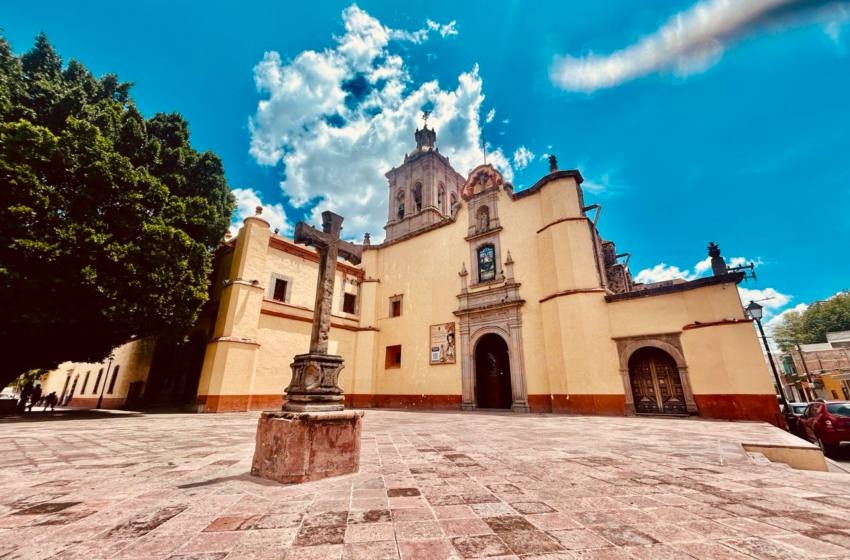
(249, 5), (510, 241)
(513, 146), (535, 170)
(634, 263), (697, 284)
(551, 0), (850, 92)
(738, 286), (792, 312)
(231, 187), (290, 235)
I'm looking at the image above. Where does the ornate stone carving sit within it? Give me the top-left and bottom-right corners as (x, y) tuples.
(284, 353), (345, 412)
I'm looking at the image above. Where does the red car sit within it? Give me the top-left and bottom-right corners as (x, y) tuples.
(799, 400), (850, 455)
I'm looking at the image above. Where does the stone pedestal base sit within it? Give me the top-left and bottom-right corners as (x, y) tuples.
(251, 410), (363, 484)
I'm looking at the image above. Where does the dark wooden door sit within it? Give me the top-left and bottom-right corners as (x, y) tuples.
(629, 347), (687, 414)
(475, 334), (512, 409)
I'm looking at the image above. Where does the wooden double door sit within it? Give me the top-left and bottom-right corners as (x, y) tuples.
(629, 347), (687, 415)
(474, 334), (512, 409)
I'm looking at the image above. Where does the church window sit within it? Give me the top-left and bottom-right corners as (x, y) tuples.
(450, 193), (457, 211)
(273, 278), (288, 302)
(477, 244), (496, 282)
(476, 206), (490, 233)
(438, 184), (446, 214)
(397, 190), (405, 220)
(389, 295), (403, 317)
(107, 365), (120, 394)
(93, 369), (103, 394)
(385, 345), (402, 368)
(343, 293), (357, 314)
(268, 273), (293, 303)
(413, 183), (422, 212)
(80, 371), (90, 394)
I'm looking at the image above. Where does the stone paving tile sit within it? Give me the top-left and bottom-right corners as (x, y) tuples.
(2, 410), (850, 560)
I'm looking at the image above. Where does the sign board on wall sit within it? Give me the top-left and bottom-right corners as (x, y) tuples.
(430, 322), (456, 365)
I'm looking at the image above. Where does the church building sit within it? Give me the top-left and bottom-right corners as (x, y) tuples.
(41, 124), (782, 425)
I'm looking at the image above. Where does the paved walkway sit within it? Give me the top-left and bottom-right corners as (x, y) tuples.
(1, 410), (849, 560)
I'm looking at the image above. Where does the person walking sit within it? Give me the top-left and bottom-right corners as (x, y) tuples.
(45, 392), (57, 412)
(28, 384), (42, 412)
(19, 381), (33, 413)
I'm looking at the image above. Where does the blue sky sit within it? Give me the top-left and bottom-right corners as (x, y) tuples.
(3, 0), (849, 327)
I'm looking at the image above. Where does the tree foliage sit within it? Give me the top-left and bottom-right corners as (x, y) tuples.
(773, 292), (850, 351)
(0, 33), (235, 388)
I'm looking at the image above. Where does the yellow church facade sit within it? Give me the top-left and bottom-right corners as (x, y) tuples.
(42, 126), (781, 425)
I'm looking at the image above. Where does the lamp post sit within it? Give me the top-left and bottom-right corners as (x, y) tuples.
(96, 355), (113, 410)
(745, 300), (788, 408)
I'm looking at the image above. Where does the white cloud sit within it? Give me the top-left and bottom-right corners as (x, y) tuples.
(427, 19), (459, 38)
(737, 286), (791, 314)
(764, 302), (808, 332)
(550, 0), (849, 92)
(582, 171), (629, 194)
(485, 108), (496, 123)
(249, 5), (510, 242)
(513, 146), (535, 170)
(231, 187), (290, 236)
(634, 263), (697, 284)
(693, 256), (713, 274)
(636, 253), (765, 285)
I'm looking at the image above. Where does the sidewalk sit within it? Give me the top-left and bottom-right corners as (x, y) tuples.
(1, 410), (849, 559)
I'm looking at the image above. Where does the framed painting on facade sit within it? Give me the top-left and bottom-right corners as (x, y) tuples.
(430, 322), (456, 364)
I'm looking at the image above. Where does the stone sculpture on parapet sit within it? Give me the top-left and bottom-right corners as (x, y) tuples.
(251, 211), (365, 484)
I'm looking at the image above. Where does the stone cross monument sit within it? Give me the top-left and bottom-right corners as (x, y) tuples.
(251, 210), (365, 484)
(284, 211), (363, 412)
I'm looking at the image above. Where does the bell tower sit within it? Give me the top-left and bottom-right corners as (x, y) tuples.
(383, 113), (466, 243)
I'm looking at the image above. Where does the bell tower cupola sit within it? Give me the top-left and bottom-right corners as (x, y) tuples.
(383, 112), (466, 243)
(414, 112), (437, 152)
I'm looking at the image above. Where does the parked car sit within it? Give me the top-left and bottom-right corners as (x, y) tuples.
(783, 402), (810, 437)
(798, 400), (850, 455)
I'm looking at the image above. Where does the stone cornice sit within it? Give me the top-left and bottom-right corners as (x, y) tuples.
(268, 236), (364, 279)
(506, 169), (585, 200)
(539, 288), (605, 304)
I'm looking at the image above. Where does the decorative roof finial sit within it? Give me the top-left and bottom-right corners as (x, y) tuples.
(548, 154), (558, 173)
(255, 205), (263, 216)
(422, 109), (431, 128)
(708, 242), (727, 276)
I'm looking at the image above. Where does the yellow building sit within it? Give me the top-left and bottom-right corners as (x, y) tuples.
(42, 125), (781, 425)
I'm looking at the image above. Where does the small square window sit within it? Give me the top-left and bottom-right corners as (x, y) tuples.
(343, 293), (357, 314)
(389, 295), (403, 317)
(385, 345), (402, 369)
(273, 278), (288, 302)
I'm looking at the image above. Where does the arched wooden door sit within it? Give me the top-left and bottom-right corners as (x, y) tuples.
(628, 347), (687, 414)
(474, 334), (512, 409)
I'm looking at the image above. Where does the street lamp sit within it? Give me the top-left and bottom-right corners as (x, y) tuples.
(96, 355), (114, 410)
(745, 300), (788, 408)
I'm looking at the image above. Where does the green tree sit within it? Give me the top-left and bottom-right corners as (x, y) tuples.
(773, 292), (850, 351)
(0, 34), (235, 389)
